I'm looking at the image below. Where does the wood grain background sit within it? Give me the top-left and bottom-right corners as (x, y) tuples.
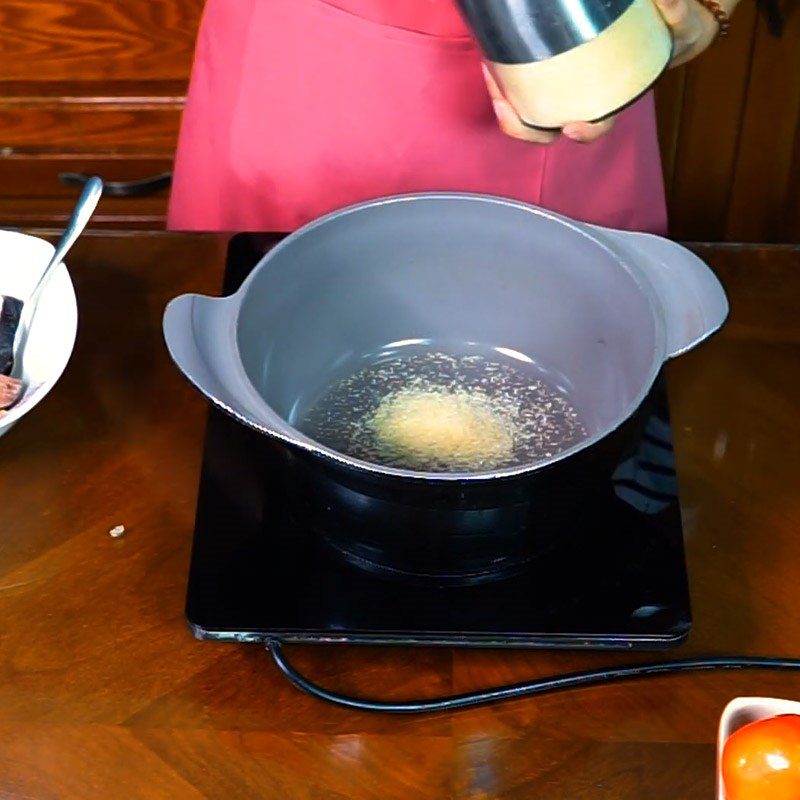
(655, 0), (800, 242)
(0, 0), (797, 240)
(0, 233), (798, 798)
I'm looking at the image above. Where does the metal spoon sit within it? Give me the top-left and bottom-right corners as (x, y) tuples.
(0, 176), (103, 409)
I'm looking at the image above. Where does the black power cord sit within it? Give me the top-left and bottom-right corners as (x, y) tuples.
(268, 640), (800, 714)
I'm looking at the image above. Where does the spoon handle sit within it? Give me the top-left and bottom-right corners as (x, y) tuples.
(28, 176), (104, 305)
(11, 177), (103, 379)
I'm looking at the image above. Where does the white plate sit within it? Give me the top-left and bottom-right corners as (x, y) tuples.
(717, 696), (800, 799)
(0, 230), (77, 436)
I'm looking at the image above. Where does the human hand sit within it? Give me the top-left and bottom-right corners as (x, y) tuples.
(482, 63), (615, 145)
(655, 0), (720, 67)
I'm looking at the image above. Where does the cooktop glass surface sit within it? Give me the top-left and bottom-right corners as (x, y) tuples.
(185, 235), (691, 649)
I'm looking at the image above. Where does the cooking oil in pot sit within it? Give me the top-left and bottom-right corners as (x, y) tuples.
(297, 348), (587, 473)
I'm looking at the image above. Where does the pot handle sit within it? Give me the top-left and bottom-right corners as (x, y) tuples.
(598, 229), (729, 359)
(162, 293), (268, 429)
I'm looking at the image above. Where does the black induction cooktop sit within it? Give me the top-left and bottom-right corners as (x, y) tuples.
(185, 234), (692, 649)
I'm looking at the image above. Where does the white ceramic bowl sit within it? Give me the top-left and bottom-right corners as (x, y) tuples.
(717, 696), (800, 799)
(0, 230), (77, 436)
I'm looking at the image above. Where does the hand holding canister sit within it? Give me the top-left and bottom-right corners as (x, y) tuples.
(456, 0), (709, 132)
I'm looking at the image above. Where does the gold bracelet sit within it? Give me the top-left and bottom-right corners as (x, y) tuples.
(696, 0), (731, 36)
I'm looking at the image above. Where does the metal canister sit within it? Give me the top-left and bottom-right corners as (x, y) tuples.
(455, 0), (673, 129)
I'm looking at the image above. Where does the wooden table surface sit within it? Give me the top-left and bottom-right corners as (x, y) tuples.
(0, 233), (798, 799)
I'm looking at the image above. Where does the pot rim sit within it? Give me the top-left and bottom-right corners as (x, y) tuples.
(225, 192), (668, 482)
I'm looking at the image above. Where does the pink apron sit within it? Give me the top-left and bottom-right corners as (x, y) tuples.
(168, 0), (667, 234)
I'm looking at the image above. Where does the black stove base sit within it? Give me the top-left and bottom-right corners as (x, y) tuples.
(184, 235), (691, 651)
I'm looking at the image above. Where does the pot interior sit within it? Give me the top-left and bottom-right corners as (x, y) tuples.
(236, 196), (657, 467)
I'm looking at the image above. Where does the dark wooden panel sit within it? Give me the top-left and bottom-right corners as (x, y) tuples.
(0, 155), (173, 196)
(665, 2), (758, 241)
(0, 196), (167, 229)
(0, 104), (181, 154)
(724, 7), (800, 242)
(785, 137), (800, 241)
(654, 65), (686, 200)
(0, 0), (204, 82)
(691, 244), (800, 342)
(0, 80), (189, 99)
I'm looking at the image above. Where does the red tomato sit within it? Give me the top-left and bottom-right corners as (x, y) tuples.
(722, 714), (800, 800)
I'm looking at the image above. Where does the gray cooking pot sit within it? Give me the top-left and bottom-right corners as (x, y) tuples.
(163, 194), (727, 482)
